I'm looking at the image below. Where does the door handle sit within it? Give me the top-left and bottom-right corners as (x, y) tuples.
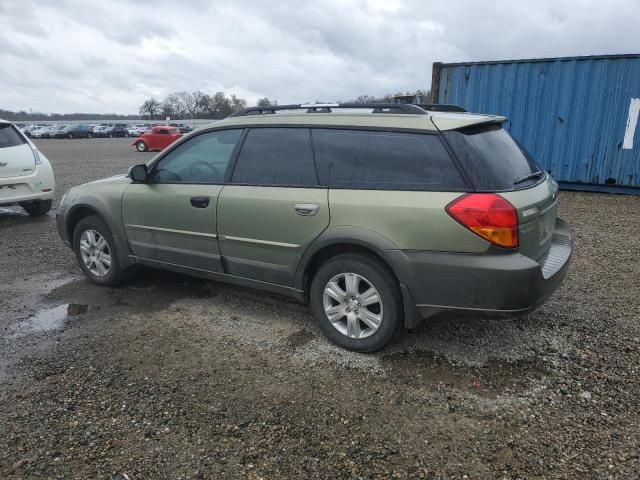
(190, 196), (210, 208)
(294, 203), (320, 216)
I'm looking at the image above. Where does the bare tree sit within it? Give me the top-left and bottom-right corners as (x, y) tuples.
(139, 98), (161, 119)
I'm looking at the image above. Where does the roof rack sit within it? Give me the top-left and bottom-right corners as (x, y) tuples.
(419, 104), (468, 113)
(229, 103), (429, 117)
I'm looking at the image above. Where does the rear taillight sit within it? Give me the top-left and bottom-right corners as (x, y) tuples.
(446, 193), (519, 248)
(30, 145), (42, 165)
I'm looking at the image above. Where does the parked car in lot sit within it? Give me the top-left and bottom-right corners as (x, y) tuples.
(132, 125), (181, 151)
(170, 123), (193, 134)
(22, 125), (44, 137)
(0, 119), (55, 215)
(127, 124), (149, 137)
(56, 103), (572, 351)
(54, 124), (95, 139)
(95, 125), (130, 138)
(43, 125), (68, 139)
(92, 126), (109, 136)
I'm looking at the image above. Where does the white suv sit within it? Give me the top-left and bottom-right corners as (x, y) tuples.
(0, 119), (55, 215)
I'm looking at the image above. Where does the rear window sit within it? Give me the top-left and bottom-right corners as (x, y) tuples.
(0, 124), (26, 148)
(441, 124), (541, 190)
(312, 129), (466, 190)
(231, 128), (317, 186)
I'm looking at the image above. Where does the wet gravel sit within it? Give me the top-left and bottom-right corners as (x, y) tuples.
(1, 138), (640, 478)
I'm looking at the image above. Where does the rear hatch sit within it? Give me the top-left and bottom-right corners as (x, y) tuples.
(436, 119), (558, 261)
(0, 123), (35, 178)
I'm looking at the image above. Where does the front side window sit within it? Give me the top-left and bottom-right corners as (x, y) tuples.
(313, 129), (465, 190)
(151, 129), (243, 184)
(231, 128), (317, 187)
(0, 124), (27, 148)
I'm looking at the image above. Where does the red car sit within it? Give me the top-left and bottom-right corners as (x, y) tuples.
(133, 126), (182, 152)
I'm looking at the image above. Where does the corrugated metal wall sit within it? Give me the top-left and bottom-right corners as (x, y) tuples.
(434, 55), (640, 192)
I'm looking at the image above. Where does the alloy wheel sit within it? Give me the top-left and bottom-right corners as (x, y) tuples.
(79, 229), (111, 277)
(322, 273), (383, 339)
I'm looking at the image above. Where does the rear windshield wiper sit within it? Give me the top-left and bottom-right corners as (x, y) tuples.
(513, 170), (545, 185)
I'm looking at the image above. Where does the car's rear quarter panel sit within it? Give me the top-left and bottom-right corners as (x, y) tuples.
(328, 190), (491, 252)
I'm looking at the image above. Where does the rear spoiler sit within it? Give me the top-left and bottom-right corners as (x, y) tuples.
(429, 114), (507, 131)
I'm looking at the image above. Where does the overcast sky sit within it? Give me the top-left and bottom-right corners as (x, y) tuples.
(1, 0), (639, 114)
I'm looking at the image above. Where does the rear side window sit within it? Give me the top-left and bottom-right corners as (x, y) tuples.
(312, 129), (465, 190)
(0, 124), (27, 148)
(231, 128), (317, 186)
(441, 124), (541, 190)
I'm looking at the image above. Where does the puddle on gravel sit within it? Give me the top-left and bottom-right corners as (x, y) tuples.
(11, 303), (92, 336)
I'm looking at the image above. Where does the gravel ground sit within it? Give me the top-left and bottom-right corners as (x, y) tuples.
(1, 138), (639, 479)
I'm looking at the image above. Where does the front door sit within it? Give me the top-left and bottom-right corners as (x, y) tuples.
(122, 128), (244, 272)
(218, 127), (329, 286)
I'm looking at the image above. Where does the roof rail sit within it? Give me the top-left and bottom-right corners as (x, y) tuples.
(229, 103), (428, 117)
(419, 104), (467, 113)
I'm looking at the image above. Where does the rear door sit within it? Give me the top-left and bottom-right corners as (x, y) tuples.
(217, 127), (329, 286)
(122, 128), (244, 271)
(0, 123), (35, 178)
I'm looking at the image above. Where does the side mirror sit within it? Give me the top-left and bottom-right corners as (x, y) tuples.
(129, 164), (148, 183)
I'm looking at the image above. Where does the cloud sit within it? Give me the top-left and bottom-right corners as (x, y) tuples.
(1, 0), (639, 113)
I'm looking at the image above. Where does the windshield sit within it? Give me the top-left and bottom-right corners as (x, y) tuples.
(0, 124), (27, 148)
(441, 124), (541, 190)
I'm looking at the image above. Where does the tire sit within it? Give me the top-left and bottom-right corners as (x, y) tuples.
(108, 133), (113, 138)
(124, 132), (130, 138)
(87, 133), (93, 139)
(72, 215), (126, 286)
(21, 199), (52, 216)
(67, 133), (74, 139)
(309, 253), (402, 352)
(136, 141), (148, 152)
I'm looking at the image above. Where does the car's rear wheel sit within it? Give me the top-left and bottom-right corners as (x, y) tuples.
(67, 133), (74, 139)
(309, 253), (402, 352)
(124, 132), (130, 138)
(20, 199), (52, 216)
(87, 133), (93, 139)
(73, 215), (126, 286)
(136, 140), (148, 152)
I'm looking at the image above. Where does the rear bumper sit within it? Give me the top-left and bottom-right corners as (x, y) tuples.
(0, 164), (55, 206)
(393, 217), (572, 323)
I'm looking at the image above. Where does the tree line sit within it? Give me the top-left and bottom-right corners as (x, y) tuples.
(138, 91), (259, 120)
(0, 89), (430, 122)
(0, 109), (142, 122)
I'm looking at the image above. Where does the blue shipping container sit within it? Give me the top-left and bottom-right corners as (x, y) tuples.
(432, 54), (640, 193)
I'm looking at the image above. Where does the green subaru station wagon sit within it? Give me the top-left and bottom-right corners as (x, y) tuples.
(56, 103), (572, 351)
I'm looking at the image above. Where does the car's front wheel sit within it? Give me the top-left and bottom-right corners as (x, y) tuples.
(309, 253), (402, 352)
(20, 199), (52, 216)
(124, 132), (130, 138)
(135, 140), (148, 152)
(87, 132), (93, 139)
(73, 216), (126, 286)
